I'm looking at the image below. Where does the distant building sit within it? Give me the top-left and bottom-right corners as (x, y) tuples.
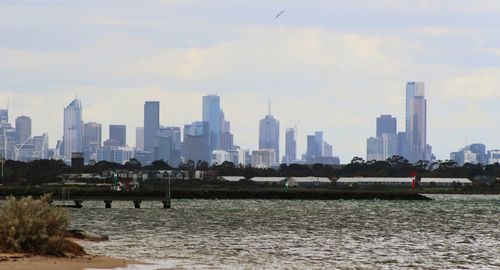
(252, 149), (275, 168)
(219, 110), (235, 151)
(0, 109), (8, 125)
(183, 121), (210, 163)
(33, 133), (49, 159)
(376, 115), (396, 137)
(306, 132), (323, 159)
(284, 127), (297, 164)
(488, 149), (500, 164)
(323, 142), (333, 157)
(136, 127), (144, 151)
(109, 125), (126, 147)
(367, 137), (383, 161)
(96, 146), (134, 164)
(212, 150), (230, 165)
(83, 122), (101, 162)
(202, 95), (221, 153)
(238, 148), (251, 167)
(157, 126), (182, 166)
(406, 82), (427, 162)
(451, 143), (489, 165)
(15, 116), (31, 144)
(144, 101), (160, 152)
(63, 98), (83, 161)
(259, 106), (280, 164)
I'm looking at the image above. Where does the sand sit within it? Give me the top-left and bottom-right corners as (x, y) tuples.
(0, 253), (142, 270)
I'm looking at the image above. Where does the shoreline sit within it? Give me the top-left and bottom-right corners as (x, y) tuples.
(0, 252), (142, 270)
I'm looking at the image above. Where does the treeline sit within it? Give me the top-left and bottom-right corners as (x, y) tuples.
(1, 156), (499, 185)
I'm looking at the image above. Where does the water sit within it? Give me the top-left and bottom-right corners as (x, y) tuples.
(69, 195), (500, 269)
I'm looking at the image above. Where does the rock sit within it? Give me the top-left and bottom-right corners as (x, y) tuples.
(66, 229), (109, 242)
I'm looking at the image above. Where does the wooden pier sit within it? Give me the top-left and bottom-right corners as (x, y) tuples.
(51, 197), (172, 209)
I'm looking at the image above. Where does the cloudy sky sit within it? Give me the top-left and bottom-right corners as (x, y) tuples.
(1, 0), (500, 162)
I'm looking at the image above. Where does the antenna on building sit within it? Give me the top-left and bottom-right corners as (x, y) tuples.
(268, 94), (271, 115)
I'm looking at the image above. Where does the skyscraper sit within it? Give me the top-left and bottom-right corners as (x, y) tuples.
(284, 127), (296, 163)
(0, 109), (8, 125)
(63, 98), (83, 161)
(83, 122), (102, 162)
(202, 95), (221, 152)
(144, 101), (160, 153)
(366, 137), (383, 161)
(15, 115), (32, 144)
(219, 110), (235, 151)
(406, 82), (427, 162)
(376, 115), (397, 137)
(109, 125), (126, 147)
(306, 131), (323, 159)
(182, 121), (210, 163)
(259, 111), (280, 164)
(157, 126), (182, 166)
(136, 127), (144, 151)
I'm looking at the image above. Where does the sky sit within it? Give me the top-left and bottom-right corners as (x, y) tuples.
(1, 0), (500, 163)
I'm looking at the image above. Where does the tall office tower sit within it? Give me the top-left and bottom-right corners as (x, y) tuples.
(323, 142), (333, 157)
(109, 125), (126, 147)
(468, 143), (488, 164)
(182, 121), (210, 163)
(0, 109), (8, 125)
(136, 127), (144, 151)
(259, 104), (280, 164)
(157, 126), (182, 166)
(396, 132), (408, 158)
(405, 82), (427, 162)
(83, 122), (102, 162)
(219, 110), (234, 151)
(381, 133), (398, 160)
(306, 131), (323, 159)
(367, 136), (383, 161)
(284, 127), (297, 163)
(63, 98), (83, 161)
(376, 115), (397, 137)
(144, 101), (160, 152)
(202, 95), (221, 152)
(33, 133), (49, 159)
(15, 116), (32, 144)
(406, 84), (427, 162)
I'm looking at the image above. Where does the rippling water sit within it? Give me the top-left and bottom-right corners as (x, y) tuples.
(68, 195), (500, 269)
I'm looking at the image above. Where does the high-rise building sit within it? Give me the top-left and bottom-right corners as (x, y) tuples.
(284, 127), (296, 163)
(488, 149), (500, 164)
(323, 142), (333, 157)
(63, 98), (83, 161)
(376, 115), (397, 137)
(144, 101), (160, 153)
(406, 82), (427, 162)
(182, 121), (210, 163)
(109, 125), (126, 147)
(381, 133), (398, 160)
(367, 137), (383, 161)
(219, 110), (234, 151)
(306, 132), (323, 159)
(33, 133), (49, 159)
(0, 109), (8, 125)
(157, 126), (182, 166)
(136, 127), (144, 151)
(259, 111), (280, 164)
(83, 122), (102, 162)
(238, 149), (251, 167)
(202, 95), (221, 152)
(15, 116), (31, 144)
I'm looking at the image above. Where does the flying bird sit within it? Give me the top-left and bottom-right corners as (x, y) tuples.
(275, 10), (286, 20)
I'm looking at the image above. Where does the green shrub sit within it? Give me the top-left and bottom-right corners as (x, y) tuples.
(0, 194), (70, 256)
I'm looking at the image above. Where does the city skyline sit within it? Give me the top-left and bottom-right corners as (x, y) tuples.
(1, 1), (500, 161)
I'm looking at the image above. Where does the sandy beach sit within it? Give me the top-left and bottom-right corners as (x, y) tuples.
(0, 253), (141, 270)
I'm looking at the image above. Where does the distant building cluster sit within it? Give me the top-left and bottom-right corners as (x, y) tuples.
(450, 144), (499, 165)
(366, 82), (434, 163)
(0, 109), (49, 161)
(1, 93), (341, 168)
